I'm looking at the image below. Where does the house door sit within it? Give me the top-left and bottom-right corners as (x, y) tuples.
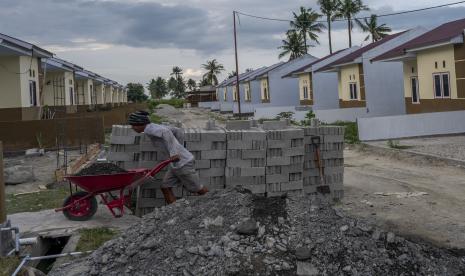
(69, 87), (74, 105)
(29, 80), (37, 106)
(411, 77), (419, 103)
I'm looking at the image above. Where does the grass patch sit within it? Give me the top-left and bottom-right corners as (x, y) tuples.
(149, 98), (185, 109)
(150, 113), (166, 124)
(387, 139), (413, 150)
(6, 186), (70, 214)
(0, 257), (20, 276)
(323, 121), (360, 144)
(76, 227), (118, 252)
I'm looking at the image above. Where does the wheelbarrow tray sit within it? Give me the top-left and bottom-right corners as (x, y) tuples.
(64, 168), (148, 194)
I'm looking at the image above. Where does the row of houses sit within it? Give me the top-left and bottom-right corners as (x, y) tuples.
(204, 18), (465, 134)
(0, 32), (127, 120)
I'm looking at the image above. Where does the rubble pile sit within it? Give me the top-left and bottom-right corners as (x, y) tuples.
(51, 188), (465, 276)
(75, 163), (127, 176)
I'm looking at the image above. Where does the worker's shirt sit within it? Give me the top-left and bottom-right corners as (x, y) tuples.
(144, 123), (193, 169)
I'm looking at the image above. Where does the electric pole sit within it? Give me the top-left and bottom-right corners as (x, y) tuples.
(233, 11), (242, 118)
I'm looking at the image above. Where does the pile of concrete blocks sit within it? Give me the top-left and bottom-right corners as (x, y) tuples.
(108, 125), (141, 170)
(264, 126), (305, 197)
(225, 128), (267, 194)
(184, 128), (227, 193)
(302, 125), (345, 201)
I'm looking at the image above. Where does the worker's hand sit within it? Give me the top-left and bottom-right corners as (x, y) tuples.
(170, 155), (180, 162)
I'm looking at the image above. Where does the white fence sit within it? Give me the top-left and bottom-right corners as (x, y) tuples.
(358, 110), (465, 141)
(313, 107), (368, 123)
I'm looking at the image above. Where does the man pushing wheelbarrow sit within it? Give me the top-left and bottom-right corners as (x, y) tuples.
(128, 111), (209, 204)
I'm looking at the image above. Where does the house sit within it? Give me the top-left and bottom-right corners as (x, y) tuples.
(91, 73), (106, 105)
(372, 18), (465, 114)
(0, 32), (53, 119)
(42, 57), (82, 112)
(217, 71), (256, 113)
(282, 48), (360, 110)
(317, 27), (427, 118)
(187, 85), (217, 107)
(104, 79), (115, 104)
(249, 54), (318, 118)
(231, 67), (270, 115)
(75, 69), (98, 106)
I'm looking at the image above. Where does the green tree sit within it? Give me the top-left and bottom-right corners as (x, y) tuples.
(170, 66), (183, 79)
(171, 76), (187, 99)
(318, 0), (341, 54)
(202, 59), (225, 85)
(147, 77), (168, 99)
(126, 83), (148, 102)
(355, 14), (391, 42)
(290, 7), (325, 53)
(228, 71), (237, 79)
(278, 30), (307, 61)
(168, 77), (177, 93)
(187, 78), (197, 91)
(337, 0), (369, 47)
(200, 78), (210, 87)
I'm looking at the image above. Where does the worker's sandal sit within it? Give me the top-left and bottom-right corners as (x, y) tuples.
(196, 186), (209, 196)
(161, 188), (176, 204)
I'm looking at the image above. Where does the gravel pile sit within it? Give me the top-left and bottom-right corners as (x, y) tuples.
(75, 163), (127, 176)
(51, 188), (465, 276)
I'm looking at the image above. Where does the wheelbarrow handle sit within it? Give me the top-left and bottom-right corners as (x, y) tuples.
(126, 157), (179, 191)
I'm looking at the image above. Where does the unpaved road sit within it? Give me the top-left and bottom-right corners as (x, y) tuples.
(341, 147), (465, 251)
(155, 105), (227, 128)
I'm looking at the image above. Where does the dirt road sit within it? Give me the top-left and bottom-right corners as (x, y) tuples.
(155, 105), (226, 128)
(341, 147), (465, 251)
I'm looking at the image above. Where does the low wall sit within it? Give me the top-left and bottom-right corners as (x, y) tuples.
(232, 103), (255, 114)
(220, 102), (233, 112)
(0, 116), (105, 152)
(314, 107), (368, 123)
(253, 106), (307, 121)
(358, 110), (465, 141)
(198, 102), (214, 108)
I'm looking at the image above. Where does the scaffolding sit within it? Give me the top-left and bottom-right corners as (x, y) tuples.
(52, 77), (66, 106)
(75, 81), (86, 105)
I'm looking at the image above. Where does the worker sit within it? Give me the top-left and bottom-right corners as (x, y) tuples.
(127, 111), (208, 204)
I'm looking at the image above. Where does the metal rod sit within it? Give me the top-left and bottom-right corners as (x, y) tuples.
(0, 141), (5, 224)
(233, 11), (242, 118)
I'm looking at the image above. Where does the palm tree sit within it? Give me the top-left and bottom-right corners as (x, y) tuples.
(187, 78), (197, 91)
(318, 0), (341, 54)
(278, 30), (307, 61)
(290, 7), (325, 53)
(356, 14), (391, 42)
(337, 0), (369, 47)
(170, 66), (183, 79)
(201, 59), (225, 85)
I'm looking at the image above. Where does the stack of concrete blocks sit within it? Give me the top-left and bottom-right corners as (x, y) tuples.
(263, 121), (305, 197)
(108, 125), (141, 170)
(225, 127), (267, 195)
(184, 127), (227, 195)
(302, 124), (345, 201)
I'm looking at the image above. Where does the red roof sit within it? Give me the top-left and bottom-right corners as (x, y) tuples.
(282, 49), (347, 78)
(316, 32), (406, 72)
(373, 18), (465, 62)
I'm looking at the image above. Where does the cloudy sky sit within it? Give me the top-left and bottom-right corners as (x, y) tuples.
(1, 0), (464, 86)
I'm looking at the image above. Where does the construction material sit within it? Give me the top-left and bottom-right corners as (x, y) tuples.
(74, 163), (126, 176)
(49, 188), (465, 276)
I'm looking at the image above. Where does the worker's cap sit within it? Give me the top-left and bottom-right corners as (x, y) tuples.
(128, 111), (150, 126)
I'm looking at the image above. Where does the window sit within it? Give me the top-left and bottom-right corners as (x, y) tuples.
(443, 61), (446, 68)
(245, 85), (251, 101)
(433, 73), (450, 98)
(349, 83), (358, 100)
(29, 80), (37, 106)
(303, 86), (309, 99)
(435, 62), (438, 69)
(223, 89), (227, 101)
(69, 87), (74, 105)
(411, 77), (419, 103)
(411, 67), (415, 74)
(233, 87), (238, 101)
(32, 70), (35, 78)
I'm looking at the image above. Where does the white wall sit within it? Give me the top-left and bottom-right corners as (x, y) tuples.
(358, 110), (465, 141)
(253, 106), (308, 121)
(314, 108), (368, 123)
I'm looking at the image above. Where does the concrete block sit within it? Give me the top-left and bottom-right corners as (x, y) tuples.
(201, 150), (226, 160)
(185, 141), (212, 151)
(290, 155), (304, 165)
(284, 147), (305, 157)
(227, 140), (253, 150)
(184, 128), (201, 141)
(194, 159), (211, 169)
(266, 157), (290, 166)
(110, 144), (125, 153)
(262, 120), (288, 130)
(291, 138), (304, 147)
(267, 139), (291, 148)
(116, 161), (139, 170)
(267, 148), (283, 158)
(227, 149), (242, 159)
(108, 152), (137, 162)
(251, 158), (265, 167)
(210, 176), (225, 187)
(302, 169), (320, 177)
(226, 167), (265, 177)
(226, 120), (251, 130)
(241, 130), (266, 141)
(198, 168), (225, 178)
(198, 177), (211, 186)
(210, 159), (226, 168)
(200, 129), (226, 141)
(281, 180), (303, 191)
(265, 174), (288, 183)
(303, 185), (316, 194)
(266, 165), (282, 175)
(226, 159), (251, 168)
(191, 151), (202, 160)
(286, 164), (304, 173)
(110, 135), (136, 145)
(324, 166), (344, 175)
(252, 140), (267, 150)
(302, 127), (319, 136)
(226, 130), (242, 140)
(323, 135), (344, 143)
(242, 184), (266, 194)
(226, 176), (266, 186)
(241, 150), (266, 159)
(322, 150), (344, 159)
(124, 144), (141, 152)
(289, 172), (302, 181)
(211, 141), (227, 150)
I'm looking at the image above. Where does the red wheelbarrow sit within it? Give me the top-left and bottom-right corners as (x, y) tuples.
(55, 157), (178, 221)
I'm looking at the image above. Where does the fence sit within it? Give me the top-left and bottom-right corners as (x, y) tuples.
(314, 107), (368, 124)
(357, 110), (465, 141)
(0, 116), (105, 152)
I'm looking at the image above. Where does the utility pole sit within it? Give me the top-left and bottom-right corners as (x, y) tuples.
(233, 11), (242, 118)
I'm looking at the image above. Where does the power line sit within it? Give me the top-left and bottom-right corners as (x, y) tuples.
(235, 0), (465, 23)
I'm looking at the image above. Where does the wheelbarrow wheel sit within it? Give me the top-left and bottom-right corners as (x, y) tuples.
(63, 191), (98, 221)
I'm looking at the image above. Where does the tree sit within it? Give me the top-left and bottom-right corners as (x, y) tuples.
(202, 59), (225, 85)
(318, 0), (341, 54)
(200, 78), (210, 87)
(147, 77), (168, 99)
(278, 30), (307, 61)
(126, 83), (148, 102)
(171, 76), (187, 99)
(290, 7), (325, 53)
(187, 78), (197, 91)
(337, 0), (369, 47)
(227, 71), (237, 79)
(170, 66), (183, 79)
(356, 14), (391, 42)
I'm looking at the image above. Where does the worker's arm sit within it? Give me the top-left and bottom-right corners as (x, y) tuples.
(160, 129), (180, 158)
